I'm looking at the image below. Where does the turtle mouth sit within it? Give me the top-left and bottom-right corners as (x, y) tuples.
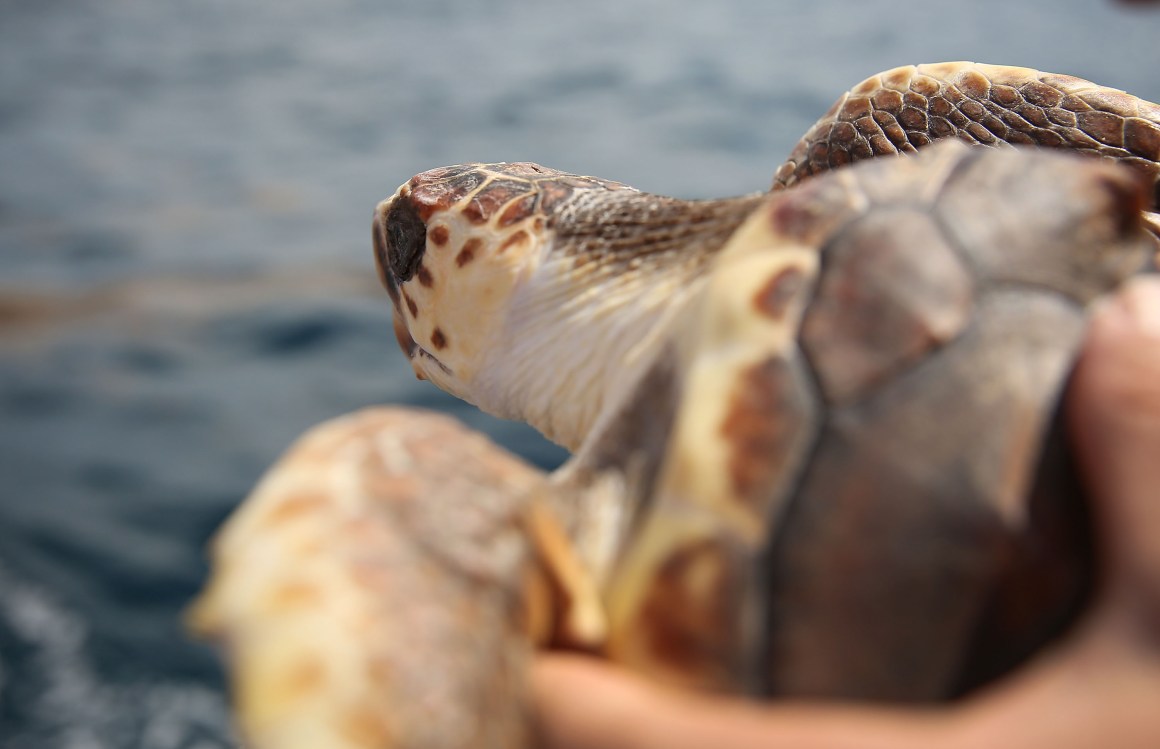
(392, 313), (452, 378)
(392, 312), (417, 357)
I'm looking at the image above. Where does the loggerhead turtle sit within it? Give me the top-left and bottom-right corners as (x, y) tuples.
(191, 63), (1160, 749)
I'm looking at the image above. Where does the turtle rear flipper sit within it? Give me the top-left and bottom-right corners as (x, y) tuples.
(190, 408), (553, 749)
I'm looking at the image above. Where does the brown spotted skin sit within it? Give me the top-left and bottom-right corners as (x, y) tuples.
(606, 141), (1153, 701)
(773, 63), (1160, 210)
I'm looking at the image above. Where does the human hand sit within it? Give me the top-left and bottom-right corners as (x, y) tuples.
(531, 276), (1160, 749)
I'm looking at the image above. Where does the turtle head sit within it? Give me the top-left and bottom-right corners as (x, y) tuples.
(373, 163), (555, 402)
(374, 162), (757, 449)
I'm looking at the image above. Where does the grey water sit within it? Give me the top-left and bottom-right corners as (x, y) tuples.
(0, 0), (1157, 745)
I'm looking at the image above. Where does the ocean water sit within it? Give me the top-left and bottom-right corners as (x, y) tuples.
(1, 0), (1157, 745)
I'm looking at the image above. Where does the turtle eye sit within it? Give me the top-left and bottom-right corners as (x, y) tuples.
(383, 196), (427, 284)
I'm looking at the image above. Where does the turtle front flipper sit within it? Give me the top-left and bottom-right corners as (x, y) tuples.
(606, 140), (1154, 702)
(774, 62), (1160, 214)
(190, 407), (571, 749)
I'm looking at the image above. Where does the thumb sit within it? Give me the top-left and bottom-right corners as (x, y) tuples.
(1067, 275), (1160, 636)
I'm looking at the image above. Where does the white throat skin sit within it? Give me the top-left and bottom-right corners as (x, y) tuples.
(469, 247), (706, 451)
(457, 190), (765, 451)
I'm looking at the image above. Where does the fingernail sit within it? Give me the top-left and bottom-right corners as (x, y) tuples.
(1121, 275), (1160, 338)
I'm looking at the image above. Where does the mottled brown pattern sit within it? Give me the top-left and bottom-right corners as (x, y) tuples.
(416, 265), (433, 288)
(937, 143), (1153, 302)
(430, 328), (447, 350)
(800, 209), (974, 405)
(765, 291), (1094, 701)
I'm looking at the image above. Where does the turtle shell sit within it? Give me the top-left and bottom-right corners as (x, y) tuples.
(603, 140), (1155, 701)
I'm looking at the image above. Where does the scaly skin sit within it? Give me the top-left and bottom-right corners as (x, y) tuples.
(773, 62), (1160, 205)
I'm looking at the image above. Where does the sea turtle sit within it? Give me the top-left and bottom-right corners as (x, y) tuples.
(191, 63), (1160, 749)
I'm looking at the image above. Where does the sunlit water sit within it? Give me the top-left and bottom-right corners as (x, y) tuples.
(1, 1), (1157, 745)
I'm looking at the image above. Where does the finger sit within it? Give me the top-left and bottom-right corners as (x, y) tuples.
(531, 655), (946, 749)
(1067, 275), (1160, 636)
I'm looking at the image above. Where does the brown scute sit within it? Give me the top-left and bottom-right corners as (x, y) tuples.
(416, 264), (434, 288)
(1020, 80), (1064, 108)
(410, 170), (486, 222)
(936, 146), (1153, 301)
(764, 291), (1094, 701)
(840, 96), (872, 120)
(871, 89), (903, 113)
(637, 538), (744, 688)
(499, 230), (530, 254)
(456, 238), (481, 267)
(753, 266), (807, 320)
(409, 163), (474, 184)
(908, 74), (940, 97)
(428, 225), (450, 246)
(430, 327), (447, 350)
(1125, 117), (1160, 160)
(989, 84), (1021, 108)
(463, 179), (531, 224)
(1078, 110), (1125, 148)
(383, 196), (428, 284)
(404, 293), (419, 318)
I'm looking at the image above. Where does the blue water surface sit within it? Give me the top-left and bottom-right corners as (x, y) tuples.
(1, 1), (1157, 746)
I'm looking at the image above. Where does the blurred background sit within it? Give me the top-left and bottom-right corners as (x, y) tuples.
(0, 0), (1157, 746)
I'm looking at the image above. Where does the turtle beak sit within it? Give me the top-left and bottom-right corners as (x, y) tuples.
(392, 313), (426, 380)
